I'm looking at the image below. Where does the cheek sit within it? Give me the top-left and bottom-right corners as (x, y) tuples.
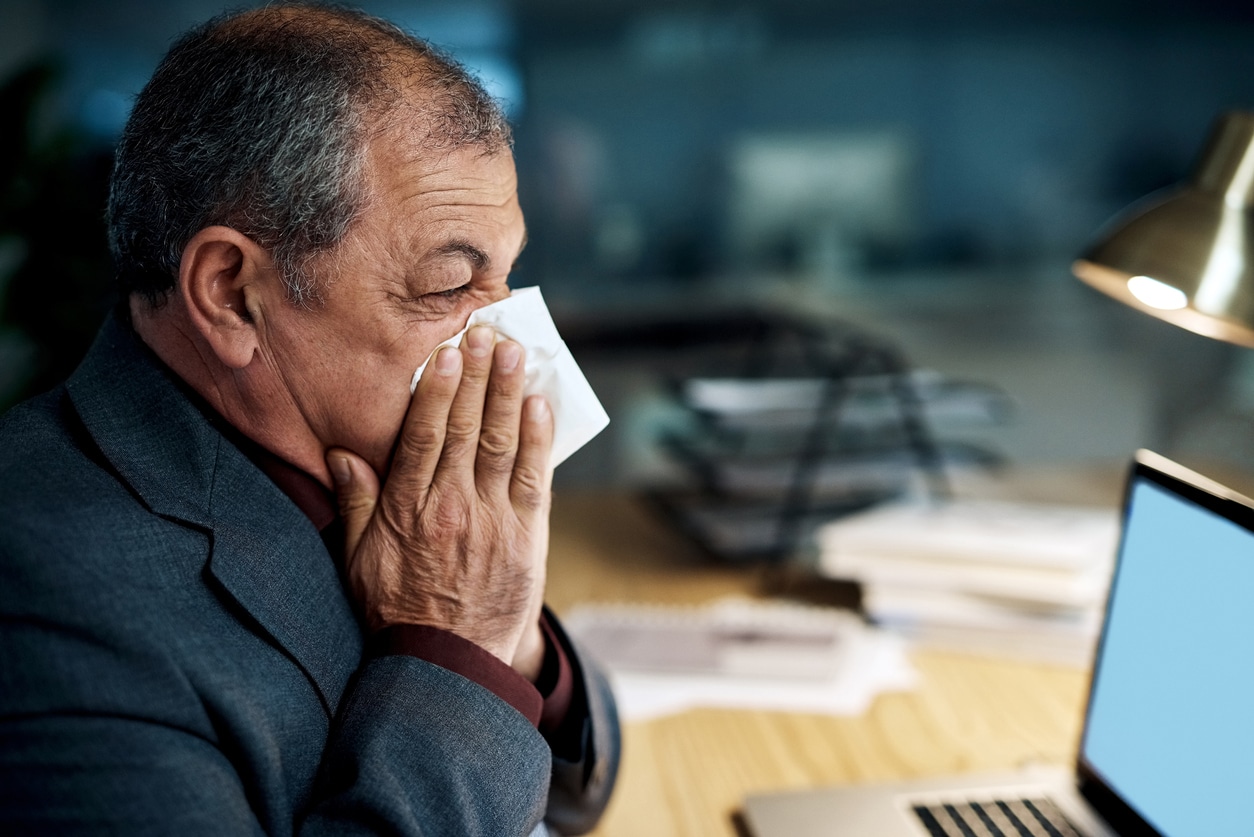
(287, 327), (398, 416)
(335, 354), (411, 420)
(323, 369), (412, 472)
(328, 335), (440, 461)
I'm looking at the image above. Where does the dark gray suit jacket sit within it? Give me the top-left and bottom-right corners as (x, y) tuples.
(0, 314), (619, 835)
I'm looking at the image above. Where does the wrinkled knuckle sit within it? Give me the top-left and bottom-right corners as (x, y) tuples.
(397, 423), (443, 461)
(444, 416), (479, 445)
(511, 467), (547, 510)
(477, 431), (515, 467)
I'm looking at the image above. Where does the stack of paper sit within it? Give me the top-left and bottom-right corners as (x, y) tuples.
(563, 598), (916, 720)
(815, 499), (1121, 666)
(681, 371), (1013, 433)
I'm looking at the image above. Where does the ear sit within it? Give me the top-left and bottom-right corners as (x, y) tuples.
(178, 226), (273, 370)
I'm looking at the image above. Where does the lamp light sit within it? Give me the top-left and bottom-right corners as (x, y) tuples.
(1073, 111), (1254, 347)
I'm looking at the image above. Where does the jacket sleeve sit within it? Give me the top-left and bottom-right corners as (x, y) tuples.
(302, 655), (554, 834)
(540, 611), (622, 836)
(359, 610), (623, 835)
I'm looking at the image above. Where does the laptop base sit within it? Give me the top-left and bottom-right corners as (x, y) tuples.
(742, 765), (1116, 837)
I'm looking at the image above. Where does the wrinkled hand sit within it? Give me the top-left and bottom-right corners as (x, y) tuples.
(326, 325), (555, 681)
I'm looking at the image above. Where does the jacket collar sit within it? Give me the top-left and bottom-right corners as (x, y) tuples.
(66, 311), (218, 528)
(66, 312), (362, 714)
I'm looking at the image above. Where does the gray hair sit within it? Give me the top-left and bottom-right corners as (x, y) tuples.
(108, 3), (512, 306)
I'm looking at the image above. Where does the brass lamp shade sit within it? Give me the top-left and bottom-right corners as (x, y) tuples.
(1073, 111), (1254, 348)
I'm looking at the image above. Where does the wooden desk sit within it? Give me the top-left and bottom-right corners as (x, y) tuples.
(545, 490), (1099, 837)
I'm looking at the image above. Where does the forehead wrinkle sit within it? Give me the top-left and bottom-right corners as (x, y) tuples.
(381, 140), (516, 199)
(394, 178), (517, 214)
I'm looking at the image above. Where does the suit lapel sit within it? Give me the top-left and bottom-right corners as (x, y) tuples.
(67, 314), (363, 715)
(205, 445), (363, 715)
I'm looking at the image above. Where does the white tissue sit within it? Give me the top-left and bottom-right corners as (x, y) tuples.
(410, 287), (610, 468)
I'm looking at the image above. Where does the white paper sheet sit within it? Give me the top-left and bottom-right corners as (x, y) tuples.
(564, 598), (917, 720)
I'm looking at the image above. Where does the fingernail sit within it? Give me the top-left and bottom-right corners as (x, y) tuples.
(496, 340), (521, 372)
(467, 325), (494, 357)
(526, 396), (550, 421)
(435, 346), (460, 375)
(329, 454), (351, 486)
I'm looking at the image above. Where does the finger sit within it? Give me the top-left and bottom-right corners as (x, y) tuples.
(435, 325), (497, 481)
(510, 394), (554, 516)
(390, 345), (462, 495)
(326, 448), (381, 558)
(475, 339), (526, 495)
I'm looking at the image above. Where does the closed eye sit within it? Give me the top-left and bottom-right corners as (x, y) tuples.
(430, 283), (472, 300)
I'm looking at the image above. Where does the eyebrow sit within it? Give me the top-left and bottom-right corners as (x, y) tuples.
(428, 228), (529, 272)
(431, 241), (490, 270)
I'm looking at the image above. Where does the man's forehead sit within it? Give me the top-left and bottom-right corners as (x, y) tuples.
(365, 135), (517, 204)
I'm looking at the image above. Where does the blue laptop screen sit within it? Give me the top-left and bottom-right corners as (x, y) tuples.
(1082, 477), (1254, 837)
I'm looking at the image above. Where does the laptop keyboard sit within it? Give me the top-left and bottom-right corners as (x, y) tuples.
(912, 798), (1090, 837)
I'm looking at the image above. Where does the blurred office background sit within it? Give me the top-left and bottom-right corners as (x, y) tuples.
(4, 0), (1254, 490)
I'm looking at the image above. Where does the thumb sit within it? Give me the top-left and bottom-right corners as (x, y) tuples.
(326, 448), (380, 558)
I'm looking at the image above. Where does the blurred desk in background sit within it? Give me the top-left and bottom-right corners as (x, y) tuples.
(544, 471), (1125, 837)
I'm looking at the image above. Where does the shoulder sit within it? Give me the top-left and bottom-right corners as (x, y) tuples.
(0, 385), (187, 551)
(0, 386), (89, 480)
(0, 385), (212, 630)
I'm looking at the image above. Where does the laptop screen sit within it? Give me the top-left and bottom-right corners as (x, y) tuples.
(1079, 456), (1254, 837)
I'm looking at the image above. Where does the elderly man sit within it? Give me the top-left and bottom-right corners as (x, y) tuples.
(0, 4), (618, 835)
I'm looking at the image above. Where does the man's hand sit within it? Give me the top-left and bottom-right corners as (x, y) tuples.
(325, 325), (555, 681)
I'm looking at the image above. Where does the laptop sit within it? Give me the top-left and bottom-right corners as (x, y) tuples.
(743, 449), (1254, 837)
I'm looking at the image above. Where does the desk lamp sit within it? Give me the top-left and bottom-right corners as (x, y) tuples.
(1073, 110), (1254, 347)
